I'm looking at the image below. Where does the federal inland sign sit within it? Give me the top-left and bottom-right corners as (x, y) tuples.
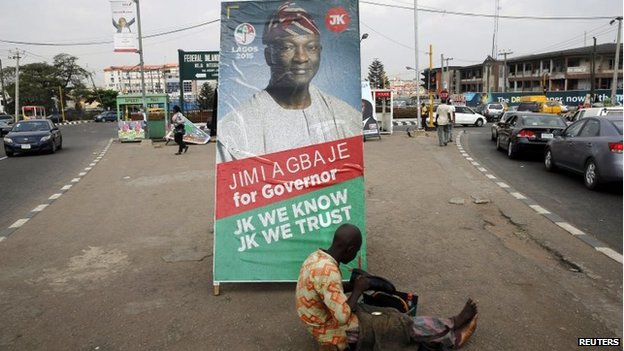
(178, 50), (219, 80)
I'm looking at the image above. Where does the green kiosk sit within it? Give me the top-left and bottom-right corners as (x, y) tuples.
(115, 94), (170, 142)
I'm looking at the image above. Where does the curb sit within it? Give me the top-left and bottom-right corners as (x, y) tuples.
(0, 138), (114, 243)
(57, 120), (92, 126)
(456, 132), (622, 264)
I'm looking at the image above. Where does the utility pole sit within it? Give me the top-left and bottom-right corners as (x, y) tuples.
(8, 49), (23, 122)
(591, 37), (596, 102)
(428, 44), (433, 128)
(444, 57), (453, 93)
(413, 0), (420, 118)
(134, 0), (149, 137)
(610, 16), (622, 105)
(441, 53), (444, 89)
(0, 58), (6, 113)
(498, 50), (513, 93)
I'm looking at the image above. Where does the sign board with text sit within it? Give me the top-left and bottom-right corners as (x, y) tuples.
(177, 50), (219, 80)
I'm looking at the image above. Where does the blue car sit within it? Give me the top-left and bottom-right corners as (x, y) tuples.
(3, 119), (63, 157)
(94, 111), (118, 122)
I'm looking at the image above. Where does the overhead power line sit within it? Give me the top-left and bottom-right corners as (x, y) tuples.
(0, 19), (220, 47)
(360, 1), (615, 20)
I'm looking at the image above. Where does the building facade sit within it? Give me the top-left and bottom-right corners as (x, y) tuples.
(427, 43), (622, 96)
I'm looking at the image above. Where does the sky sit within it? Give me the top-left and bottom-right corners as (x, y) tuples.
(0, 0), (622, 87)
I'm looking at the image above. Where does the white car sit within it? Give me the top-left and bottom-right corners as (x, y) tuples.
(452, 106), (487, 127)
(569, 106), (623, 122)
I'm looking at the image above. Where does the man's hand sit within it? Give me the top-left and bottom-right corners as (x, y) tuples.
(346, 275), (370, 311)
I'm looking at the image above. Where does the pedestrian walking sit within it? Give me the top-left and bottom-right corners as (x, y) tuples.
(420, 102), (428, 130)
(435, 93), (454, 146)
(171, 105), (188, 155)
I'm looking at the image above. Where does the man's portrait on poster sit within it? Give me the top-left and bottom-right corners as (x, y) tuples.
(217, 1), (361, 163)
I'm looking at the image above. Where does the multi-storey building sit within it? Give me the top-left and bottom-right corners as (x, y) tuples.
(426, 43), (622, 95)
(103, 64), (201, 101)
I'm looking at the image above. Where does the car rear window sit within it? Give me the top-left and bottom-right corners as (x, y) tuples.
(521, 115), (566, 127)
(489, 104), (503, 109)
(517, 102), (539, 112)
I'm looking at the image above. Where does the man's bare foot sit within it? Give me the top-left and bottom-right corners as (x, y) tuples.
(455, 314), (478, 348)
(452, 298), (478, 328)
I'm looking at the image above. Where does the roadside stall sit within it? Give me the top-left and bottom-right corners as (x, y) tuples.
(115, 94), (170, 142)
(373, 89), (394, 134)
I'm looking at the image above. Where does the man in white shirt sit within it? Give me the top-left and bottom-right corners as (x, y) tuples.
(435, 96), (454, 146)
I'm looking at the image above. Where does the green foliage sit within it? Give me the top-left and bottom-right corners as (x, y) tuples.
(367, 59), (390, 89)
(197, 83), (215, 110)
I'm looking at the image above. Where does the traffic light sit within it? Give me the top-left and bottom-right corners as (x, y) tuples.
(430, 73), (437, 92)
(420, 71), (428, 91)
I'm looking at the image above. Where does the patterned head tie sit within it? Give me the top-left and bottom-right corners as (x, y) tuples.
(263, 1), (320, 44)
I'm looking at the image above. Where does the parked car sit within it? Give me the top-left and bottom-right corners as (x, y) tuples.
(0, 113), (14, 123)
(568, 106), (624, 122)
(496, 112), (567, 159)
(544, 115), (622, 190)
(94, 111), (118, 122)
(490, 111), (514, 141)
(3, 119), (63, 157)
(452, 106), (487, 127)
(0, 119), (13, 136)
(483, 103), (504, 121)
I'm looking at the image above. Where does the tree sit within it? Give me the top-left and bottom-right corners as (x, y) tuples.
(53, 53), (87, 93)
(367, 59), (390, 89)
(197, 82), (215, 110)
(4, 62), (61, 112)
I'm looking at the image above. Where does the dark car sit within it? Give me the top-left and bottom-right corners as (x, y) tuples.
(496, 112), (567, 159)
(544, 115), (623, 190)
(0, 113), (14, 123)
(94, 111), (118, 122)
(0, 119), (13, 136)
(3, 119), (63, 157)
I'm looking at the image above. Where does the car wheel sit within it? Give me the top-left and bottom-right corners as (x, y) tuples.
(507, 140), (517, 159)
(58, 138), (63, 150)
(544, 148), (556, 172)
(475, 119), (484, 127)
(584, 158), (600, 190)
(5, 149), (13, 157)
(491, 129), (497, 141)
(496, 135), (503, 151)
(50, 141), (57, 154)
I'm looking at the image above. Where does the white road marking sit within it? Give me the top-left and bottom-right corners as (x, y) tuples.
(9, 219), (29, 228)
(0, 236), (5, 243)
(466, 157), (474, 161)
(49, 193), (62, 200)
(89, 163), (96, 167)
(471, 162), (480, 166)
(0, 156), (7, 161)
(85, 167), (92, 171)
(529, 205), (550, 214)
(477, 167), (488, 172)
(61, 185), (72, 190)
(32, 204), (49, 212)
(556, 222), (585, 236)
(71, 178), (80, 183)
(510, 192), (527, 200)
(595, 247), (623, 263)
(496, 182), (510, 188)
(79, 172), (87, 176)
(486, 174), (497, 179)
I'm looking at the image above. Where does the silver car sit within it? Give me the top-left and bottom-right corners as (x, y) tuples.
(544, 115), (623, 190)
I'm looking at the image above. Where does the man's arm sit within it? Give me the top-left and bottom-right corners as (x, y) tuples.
(345, 275), (369, 311)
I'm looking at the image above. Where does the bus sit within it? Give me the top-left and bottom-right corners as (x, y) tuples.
(22, 106), (46, 120)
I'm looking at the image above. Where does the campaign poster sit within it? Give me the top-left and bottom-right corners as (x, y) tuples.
(361, 80), (379, 137)
(110, 1), (138, 53)
(214, 0), (365, 282)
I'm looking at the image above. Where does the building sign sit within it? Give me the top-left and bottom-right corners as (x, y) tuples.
(178, 50), (219, 80)
(214, 0), (365, 283)
(490, 89), (623, 106)
(375, 91), (391, 98)
(110, 1), (138, 53)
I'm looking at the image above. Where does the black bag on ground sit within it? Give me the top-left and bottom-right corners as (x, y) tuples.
(350, 269), (418, 316)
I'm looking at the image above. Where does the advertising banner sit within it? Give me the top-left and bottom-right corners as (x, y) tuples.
(214, 0), (365, 282)
(361, 81), (379, 137)
(489, 89), (623, 106)
(110, 1), (138, 53)
(164, 115), (211, 145)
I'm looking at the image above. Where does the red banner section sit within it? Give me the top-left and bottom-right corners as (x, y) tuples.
(216, 136), (364, 220)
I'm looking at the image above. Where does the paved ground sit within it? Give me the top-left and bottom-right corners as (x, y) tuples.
(0, 133), (621, 350)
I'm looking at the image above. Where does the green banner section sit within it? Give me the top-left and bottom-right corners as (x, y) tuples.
(214, 178), (366, 282)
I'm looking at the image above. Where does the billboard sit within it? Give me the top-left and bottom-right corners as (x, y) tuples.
(110, 1), (138, 53)
(214, 0), (365, 283)
(361, 81), (379, 137)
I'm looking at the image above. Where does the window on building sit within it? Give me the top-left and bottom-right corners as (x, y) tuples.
(568, 58), (580, 67)
(183, 81), (192, 93)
